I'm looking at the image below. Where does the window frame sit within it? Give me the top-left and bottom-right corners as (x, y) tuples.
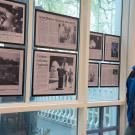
(0, 0), (130, 135)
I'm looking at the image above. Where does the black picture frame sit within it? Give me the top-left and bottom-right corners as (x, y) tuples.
(104, 34), (121, 62)
(88, 62), (99, 87)
(100, 63), (120, 87)
(0, 47), (25, 96)
(34, 9), (79, 51)
(32, 49), (77, 96)
(0, 0), (26, 45)
(89, 32), (103, 61)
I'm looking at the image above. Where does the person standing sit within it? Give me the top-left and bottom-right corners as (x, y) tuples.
(56, 64), (66, 90)
(125, 66), (135, 135)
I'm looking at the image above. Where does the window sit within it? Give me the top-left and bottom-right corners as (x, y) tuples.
(0, 0), (128, 135)
(0, 108), (77, 135)
(87, 106), (119, 135)
(88, 0), (122, 102)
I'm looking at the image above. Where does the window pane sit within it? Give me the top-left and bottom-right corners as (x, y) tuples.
(0, 108), (77, 135)
(103, 107), (117, 127)
(103, 130), (117, 135)
(30, 96), (76, 102)
(88, 88), (118, 101)
(35, 0), (80, 18)
(90, 0), (122, 35)
(32, 0), (80, 101)
(0, 0), (28, 103)
(88, 133), (99, 135)
(89, 0), (122, 102)
(87, 108), (100, 130)
(87, 107), (119, 135)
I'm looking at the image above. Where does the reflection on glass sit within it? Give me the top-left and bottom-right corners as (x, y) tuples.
(103, 107), (117, 127)
(90, 0), (122, 35)
(103, 130), (117, 135)
(87, 108), (99, 130)
(35, 0), (80, 18)
(30, 95), (76, 102)
(0, 109), (77, 135)
(88, 88), (118, 101)
(88, 133), (99, 135)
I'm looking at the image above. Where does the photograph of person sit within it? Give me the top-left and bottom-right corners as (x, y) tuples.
(89, 34), (102, 50)
(0, 2), (23, 33)
(88, 63), (99, 87)
(58, 23), (76, 44)
(49, 56), (74, 90)
(111, 42), (119, 58)
(88, 72), (95, 82)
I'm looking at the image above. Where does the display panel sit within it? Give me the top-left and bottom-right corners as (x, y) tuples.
(0, 0), (26, 45)
(0, 48), (24, 96)
(32, 50), (77, 96)
(88, 63), (99, 87)
(89, 32), (103, 60)
(100, 64), (119, 87)
(35, 9), (78, 50)
(104, 35), (120, 62)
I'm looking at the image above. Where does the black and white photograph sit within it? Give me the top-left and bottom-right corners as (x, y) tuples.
(88, 63), (99, 87)
(58, 23), (76, 44)
(100, 64), (119, 87)
(0, 0), (26, 45)
(32, 51), (77, 96)
(49, 56), (74, 90)
(0, 48), (24, 96)
(104, 34), (120, 62)
(89, 32), (103, 60)
(35, 10), (78, 50)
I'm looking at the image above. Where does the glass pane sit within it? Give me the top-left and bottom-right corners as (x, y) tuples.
(0, 0), (27, 103)
(88, 0), (122, 102)
(34, 0), (80, 18)
(30, 95), (76, 102)
(87, 108), (99, 130)
(90, 0), (122, 35)
(103, 130), (117, 135)
(32, 0), (80, 101)
(87, 133), (99, 135)
(0, 108), (77, 135)
(88, 88), (118, 101)
(103, 107), (117, 127)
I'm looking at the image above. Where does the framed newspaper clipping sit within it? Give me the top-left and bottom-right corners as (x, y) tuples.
(88, 62), (99, 87)
(35, 9), (78, 51)
(89, 32), (103, 60)
(100, 63), (120, 87)
(0, 47), (24, 96)
(104, 34), (121, 62)
(32, 50), (77, 96)
(0, 0), (26, 45)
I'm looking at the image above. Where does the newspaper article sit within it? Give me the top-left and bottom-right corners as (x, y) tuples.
(104, 35), (120, 61)
(0, 48), (24, 95)
(35, 10), (78, 50)
(88, 63), (99, 87)
(33, 51), (77, 95)
(0, 0), (25, 44)
(89, 32), (103, 60)
(100, 64), (119, 87)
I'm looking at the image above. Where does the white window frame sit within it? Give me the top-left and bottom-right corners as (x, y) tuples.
(0, 0), (132, 135)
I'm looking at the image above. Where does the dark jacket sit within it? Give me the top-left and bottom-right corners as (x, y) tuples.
(126, 70), (135, 126)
